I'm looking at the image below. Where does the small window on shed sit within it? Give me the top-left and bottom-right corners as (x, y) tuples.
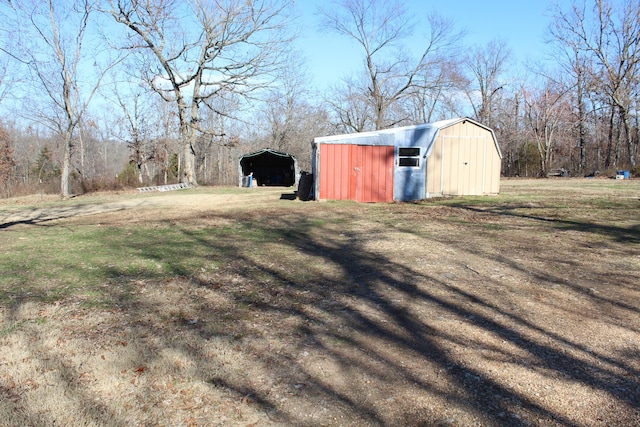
(398, 147), (420, 167)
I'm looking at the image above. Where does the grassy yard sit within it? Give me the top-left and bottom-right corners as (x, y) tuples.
(0, 178), (639, 426)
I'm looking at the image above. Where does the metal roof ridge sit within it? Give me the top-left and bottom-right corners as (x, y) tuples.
(314, 122), (440, 143)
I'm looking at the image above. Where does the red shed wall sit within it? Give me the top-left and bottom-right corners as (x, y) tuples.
(319, 144), (394, 202)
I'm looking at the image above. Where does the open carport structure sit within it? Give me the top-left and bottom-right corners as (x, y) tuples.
(239, 148), (299, 187)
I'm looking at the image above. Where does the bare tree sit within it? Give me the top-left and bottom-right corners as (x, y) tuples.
(1, 0), (119, 198)
(551, 0), (640, 168)
(262, 61), (308, 152)
(463, 39), (512, 127)
(195, 94), (241, 184)
(109, 0), (296, 186)
(258, 61), (332, 170)
(522, 77), (572, 176)
(0, 54), (9, 105)
(490, 90), (525, 177)
(324, 76), (375, 133)
(569, 49), (591, 174)
(108, 82), (156, 184)
(319, 0), (462, 130)
(0, 9), (13, 107)
(0, 124), (16, 196)
(406, 58), (466, 123)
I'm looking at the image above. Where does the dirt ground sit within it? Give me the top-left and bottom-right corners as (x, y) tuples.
(0, 181), (639, 426)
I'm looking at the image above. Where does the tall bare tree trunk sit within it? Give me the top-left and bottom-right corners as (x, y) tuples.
(620, 108), (636, 167)
(605, 108), (615, 169)
(183, 138), (197, 185)
(576, 57), (587, 175)
(61, 128), (73, 198)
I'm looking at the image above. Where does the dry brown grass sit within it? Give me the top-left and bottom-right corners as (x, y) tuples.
(0, 179), (639, 426)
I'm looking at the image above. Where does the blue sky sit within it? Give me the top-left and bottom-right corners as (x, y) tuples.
(294, 0), (568, 90)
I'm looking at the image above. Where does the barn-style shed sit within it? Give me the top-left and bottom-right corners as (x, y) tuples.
(311, 117), (502, 202)
(239, 148), (299, 187)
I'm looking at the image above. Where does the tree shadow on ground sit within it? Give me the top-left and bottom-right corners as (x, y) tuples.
(451, 203), (640, 244)
(445, 203), (640, 319)
(101, 208), (639, 425)
(0, 202), (136, 230)
(2, 204), (639, 426)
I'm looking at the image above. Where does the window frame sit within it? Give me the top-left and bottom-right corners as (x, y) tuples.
(398, 147), (421, 168)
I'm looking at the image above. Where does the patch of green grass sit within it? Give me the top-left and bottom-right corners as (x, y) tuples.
(1, 223), (236, 306)
(427, 179), (639, 220)
(0, 317), (47, 337)
(1, 208), (334, 308)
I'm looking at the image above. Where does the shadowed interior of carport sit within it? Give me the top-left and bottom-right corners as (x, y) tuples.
(239, 149), (297, 187)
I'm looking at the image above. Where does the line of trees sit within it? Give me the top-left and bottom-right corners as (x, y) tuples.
(0, 0), (638, 198)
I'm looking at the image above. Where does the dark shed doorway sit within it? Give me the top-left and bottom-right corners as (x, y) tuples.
(239, 149), (298, 187)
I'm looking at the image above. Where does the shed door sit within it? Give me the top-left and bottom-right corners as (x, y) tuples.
(440, 136), (486, 196)
(319, 144), (394, 202)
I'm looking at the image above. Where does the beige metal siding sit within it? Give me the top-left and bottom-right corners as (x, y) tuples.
(426, 121), (501, 196)
(426, 139), (441, 196)
(484, 134), (501, 194)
